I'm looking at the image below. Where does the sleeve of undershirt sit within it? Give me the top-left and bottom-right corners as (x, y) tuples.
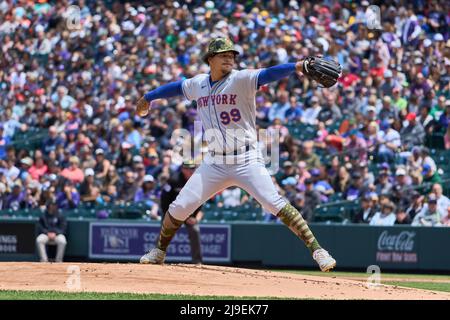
(143, 80), (184, 102)
(257, 63), (297, 87)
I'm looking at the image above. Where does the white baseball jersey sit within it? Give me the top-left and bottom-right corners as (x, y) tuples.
(182, 69), (261, 154)
(169, 68), (287, 221)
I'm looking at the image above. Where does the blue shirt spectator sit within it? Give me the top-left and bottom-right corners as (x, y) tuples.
(56, 181), (80, 209)
(268, 92), (290, 122)
(42, 126), (64, 154)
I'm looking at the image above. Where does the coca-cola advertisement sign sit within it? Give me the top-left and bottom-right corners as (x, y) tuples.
(376, 231), (418, 264)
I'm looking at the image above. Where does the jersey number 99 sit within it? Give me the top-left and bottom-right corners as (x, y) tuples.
(220, 108), (241, 125)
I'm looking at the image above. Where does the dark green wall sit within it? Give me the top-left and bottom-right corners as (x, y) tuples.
(1, 219), (449, 271)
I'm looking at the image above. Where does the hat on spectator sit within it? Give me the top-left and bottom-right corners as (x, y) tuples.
(121, 142), (133, 149)
(148, 151), (158, 158)
(412, 146), (421, 155)
(369, 192), (379, 201)
(310, 168), (321, 176)
(143, 175), (155, 183)
(380, 120), (390, 130)
(352, 172), (362, 179)
(379, 170), (390, 176)
(383, 70), (393, 78)
(297, 161), (307, 168)
(12, 182), (22, 189)
(395, 168), (406, 176)
(28, 180), (41, 190)
(282, 177), (297, 186)
(182, 159), (196, 168)
(422, 164), (432, 175)
(20, 157), (33, 166)
(433, 33), (444, 42)
(410, 190), (421, 199)
(133, 155), (143, 163)
(406, 112), (416, 122)
(315, 184), (327, 193)
(283, 161), (293, 168)
(428, 194), (437, 203)
(95, 148), (105, 155)
(380, 162), (390, 170)
(85, 168), (95, 177)
(80, 146), (90, 153)
(367, 106), (376, 113)
(49, 173), (58, 181)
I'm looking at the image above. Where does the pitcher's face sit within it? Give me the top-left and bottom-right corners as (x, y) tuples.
(209, 52), (235, 75)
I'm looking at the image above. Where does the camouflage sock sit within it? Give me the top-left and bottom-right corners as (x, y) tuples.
(277, 203), (322, 254)
(156, 212), (184, 252)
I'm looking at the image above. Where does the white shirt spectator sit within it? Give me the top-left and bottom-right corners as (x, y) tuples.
(370, 211), (396, 226)
(2, 118), (21, 138)
(10, 70), (26, 89)
(377, 128), (401, 153)
(5, 165), (20, 185)
(301, 105), (322, 125)
(412, 204), (443, 226)
(222, 188), (244, 207)
(51, 87), (76, 110)
(436, 195), (450, 219)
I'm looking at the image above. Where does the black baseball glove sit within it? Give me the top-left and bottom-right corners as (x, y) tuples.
(302, 56), (342, 88)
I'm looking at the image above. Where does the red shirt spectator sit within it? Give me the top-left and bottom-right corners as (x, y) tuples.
(60, 156), (84, 184)
(28, 156), (48, 181)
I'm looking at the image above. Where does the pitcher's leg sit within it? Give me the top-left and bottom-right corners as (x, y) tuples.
(169, 162), (232, 221)
(235, 161), (336, 271)
(233, 160), (287, 215)
(141, 162), (231, 264)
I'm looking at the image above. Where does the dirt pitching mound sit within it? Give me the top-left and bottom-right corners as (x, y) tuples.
(0, 262), (448, 300)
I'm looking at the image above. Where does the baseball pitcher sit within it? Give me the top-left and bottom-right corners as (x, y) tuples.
(137, 38), (341, 271)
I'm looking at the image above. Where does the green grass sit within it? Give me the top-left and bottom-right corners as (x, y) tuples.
(273, 269), (450, 293)
(383, 282), (450, 293)
(0, 290), (293, 300)
(274, 269), (450, 281)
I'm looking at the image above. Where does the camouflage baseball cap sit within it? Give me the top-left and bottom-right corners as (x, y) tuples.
(202, 38), (240, 64)
(182, 159), (197, 169)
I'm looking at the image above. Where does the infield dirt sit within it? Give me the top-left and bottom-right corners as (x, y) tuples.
(0, 262), (448, 299)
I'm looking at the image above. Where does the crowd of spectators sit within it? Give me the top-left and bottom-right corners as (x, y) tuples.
(0, 0), (449, 226)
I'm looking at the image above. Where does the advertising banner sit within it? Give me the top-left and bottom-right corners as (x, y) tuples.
(89, 222), (231, 262)
(375, 230), (418, 264)
(0, 223), (35, 254)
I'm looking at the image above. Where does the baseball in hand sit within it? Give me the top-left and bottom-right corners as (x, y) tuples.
(136, 96), (150, 117)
